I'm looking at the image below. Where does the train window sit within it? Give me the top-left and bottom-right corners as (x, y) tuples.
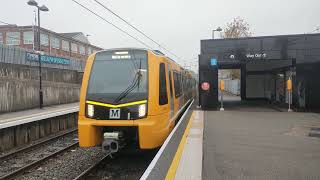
(159, 63), (168, 105)
(169, 70), (173, 97)
(173, 72), (182, 98)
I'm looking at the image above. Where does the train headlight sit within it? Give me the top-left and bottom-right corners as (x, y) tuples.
(87, 104), (94, 117)
(138, 104), (146, 117)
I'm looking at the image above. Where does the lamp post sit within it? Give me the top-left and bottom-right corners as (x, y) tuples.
(212, 27), (222, 39)
(27, 0), (49, 109)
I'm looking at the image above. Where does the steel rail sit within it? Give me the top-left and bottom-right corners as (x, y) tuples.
(0, 128), (77, 161)
(73, 153), (110, 180)
(0, 142), (79, 180)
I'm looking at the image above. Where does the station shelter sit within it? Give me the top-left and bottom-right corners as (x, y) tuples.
(198, 33), (320, 111)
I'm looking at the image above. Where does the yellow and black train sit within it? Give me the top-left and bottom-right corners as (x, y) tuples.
(78, 48), (196, 152)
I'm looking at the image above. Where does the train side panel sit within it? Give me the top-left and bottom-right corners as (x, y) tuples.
(133, 52), (171, 149)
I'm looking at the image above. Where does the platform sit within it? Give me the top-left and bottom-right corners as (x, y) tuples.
(164, 96), (320, 180)
(173, 110), (204, 180)
(0, 103), (79, 130)
(0, 102), (79, 152)
(202, 109), (320, 180)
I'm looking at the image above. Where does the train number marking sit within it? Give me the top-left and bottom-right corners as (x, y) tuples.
(109, 109), (121, 119)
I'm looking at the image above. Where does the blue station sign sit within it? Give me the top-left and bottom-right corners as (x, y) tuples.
(26, 52), (70, 65)
(210, 58), (217, 66)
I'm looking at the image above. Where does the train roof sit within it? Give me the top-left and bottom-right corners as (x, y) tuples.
(96, 47), (180, 66)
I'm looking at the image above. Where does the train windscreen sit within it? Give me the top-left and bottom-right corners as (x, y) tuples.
(86, 50), (148, 104)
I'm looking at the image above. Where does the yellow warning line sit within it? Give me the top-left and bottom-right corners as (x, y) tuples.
(165, 111), (195, 180)
(86, 100), (147, 108)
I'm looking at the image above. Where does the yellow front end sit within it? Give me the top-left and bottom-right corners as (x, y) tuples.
(78, 49), (173, 150)
(78, 111), (170, 149)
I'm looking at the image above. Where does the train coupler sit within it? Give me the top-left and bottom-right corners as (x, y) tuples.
(102, 132), (124, 155)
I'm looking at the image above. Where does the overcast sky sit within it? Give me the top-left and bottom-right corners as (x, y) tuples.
(2, 0), (320, 70)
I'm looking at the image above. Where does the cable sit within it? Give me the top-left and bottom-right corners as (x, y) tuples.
(71, 0), (153, 49)
(0, 20), (12, 25)
(92, 0), (181, 60)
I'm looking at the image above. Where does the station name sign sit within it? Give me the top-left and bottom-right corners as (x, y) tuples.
(26, 52), (70, 65)
(229, 53), (267, 59)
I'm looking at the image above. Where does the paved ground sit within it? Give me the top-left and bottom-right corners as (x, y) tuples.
(203, 96), (320, 180)
(0, 103), (79, 129)
(0, 102), (78, 125)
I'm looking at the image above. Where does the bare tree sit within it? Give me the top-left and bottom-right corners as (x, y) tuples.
(222, 17), (252, 79)
(223, 17), (252, 38)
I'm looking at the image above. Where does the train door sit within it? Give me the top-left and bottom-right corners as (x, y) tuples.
(168, 64), (174, 120)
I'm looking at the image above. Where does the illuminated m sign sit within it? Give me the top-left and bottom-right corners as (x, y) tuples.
(109, 109), (120, 119)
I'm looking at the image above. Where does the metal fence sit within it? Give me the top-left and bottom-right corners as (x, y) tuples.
(0, 44), (85, 71)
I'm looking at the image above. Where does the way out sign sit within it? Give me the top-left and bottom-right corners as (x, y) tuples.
(201, 82), (210, 91)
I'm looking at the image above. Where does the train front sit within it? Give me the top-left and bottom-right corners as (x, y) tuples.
(78, 49), (151, 153)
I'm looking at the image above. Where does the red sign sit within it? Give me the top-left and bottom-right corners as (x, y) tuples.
(201, 82), (210, 91)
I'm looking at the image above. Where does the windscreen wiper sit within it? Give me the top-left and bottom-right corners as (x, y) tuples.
(113, 71), (141, 103)
(113, 53), (142, 103)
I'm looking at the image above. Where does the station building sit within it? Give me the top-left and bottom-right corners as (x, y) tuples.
(0, 25), (102, 61)
(199, 33), (320, 111)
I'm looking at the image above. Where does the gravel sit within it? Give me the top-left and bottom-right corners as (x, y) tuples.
(86, 150), (157, 180)
(0, 132), (78, 178)
(18, 146), (105, 180)
(17, 148), (156, 180)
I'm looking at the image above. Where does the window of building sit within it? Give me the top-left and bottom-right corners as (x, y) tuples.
(79, 45), (85, 55)
(87, 47), (92, 55)
(6, 32), (20, 45)
(0, 32), (3, 44)
(71, 43), (78, 53)
(23, 31), (34, 44)
(40, 33), (49, 46)
(62, 40), (70, 51)
(51, 36), (60, 49)
(159, 63), (168, 105)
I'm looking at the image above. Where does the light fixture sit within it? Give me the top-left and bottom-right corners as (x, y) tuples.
(87, 104), (94, 117)
(138, 104), (146, 117)
(39, 5), (49, 12)
(27, 0), (38, 6)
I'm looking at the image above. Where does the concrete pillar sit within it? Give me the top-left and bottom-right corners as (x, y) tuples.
(51, 118), (59, 134)
(59, 116), (67, 131)
(39, 119), (51, 138)
(66, 114), (74, 129)
(0, 128), (15, 152)
(15, 124), (29, 146)
(29, 122), (40, 141)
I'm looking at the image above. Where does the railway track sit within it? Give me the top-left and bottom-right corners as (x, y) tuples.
(72, 151), (156, 180)
(73, 154), (110, 180)
(1, 103), (192, 180)
(0, 129), (78, 180)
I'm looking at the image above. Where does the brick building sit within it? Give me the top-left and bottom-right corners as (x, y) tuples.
(0, 25), (102, 60)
